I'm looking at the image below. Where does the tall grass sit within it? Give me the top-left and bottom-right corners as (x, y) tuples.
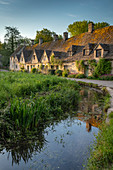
(0, 72), (80, 131)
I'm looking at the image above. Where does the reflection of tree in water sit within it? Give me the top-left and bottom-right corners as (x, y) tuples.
(0, 115), (70, 166)
(0, 88), (104, 166)
(0, 127), (46, 166)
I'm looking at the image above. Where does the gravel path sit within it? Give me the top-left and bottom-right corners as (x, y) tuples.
(66, 78), (113, 88)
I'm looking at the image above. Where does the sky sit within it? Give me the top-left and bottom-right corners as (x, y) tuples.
(0, 0), (113, 42)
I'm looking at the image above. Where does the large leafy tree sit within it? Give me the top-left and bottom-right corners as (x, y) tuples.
(35, 28), (56, 43)
(67, 20), (110, 37)
(4, 26), (21, 53)
(94, 22), (109, 30)
(67, 20), (90, 36)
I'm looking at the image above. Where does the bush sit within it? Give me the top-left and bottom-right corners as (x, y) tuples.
(68, 74), (77, 78)
(31, 68), (36, 73)
(55, 70), (63, 76)
(62, 69), (69, 77)
(93, 59), (112, 77)
(48, 69), (55, 75)
(75, 74), (86, 78)
(87, 76), (94, 79)
(99, 74), (113, 80)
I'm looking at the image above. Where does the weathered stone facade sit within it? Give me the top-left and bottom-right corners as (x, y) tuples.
(10, 24), (113, 75)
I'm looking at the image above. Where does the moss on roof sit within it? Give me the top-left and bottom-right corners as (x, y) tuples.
(34, 26), (113, 52)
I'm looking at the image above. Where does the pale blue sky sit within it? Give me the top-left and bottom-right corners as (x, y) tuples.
(0, 0), (113, 42)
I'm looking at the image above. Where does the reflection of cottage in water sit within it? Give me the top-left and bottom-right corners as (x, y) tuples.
(77, 89), (103, 132)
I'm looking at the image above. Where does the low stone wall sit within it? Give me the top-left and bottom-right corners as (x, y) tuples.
(106, 87), (113, 124)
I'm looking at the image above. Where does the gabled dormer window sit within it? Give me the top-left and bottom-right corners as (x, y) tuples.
(83, 50), (89, 56)
(96, 49), (101, 57)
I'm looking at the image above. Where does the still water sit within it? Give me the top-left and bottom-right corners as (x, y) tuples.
(0, 88), (104, 170)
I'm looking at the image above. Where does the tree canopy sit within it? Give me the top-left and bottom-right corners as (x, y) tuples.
(4, 26), (21, 53)
(35, 28), (63, 43)
(35, 28), (56, 43)
(67, 20), (110, 36)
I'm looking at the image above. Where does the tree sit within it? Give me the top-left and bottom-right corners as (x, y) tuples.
(4, 26), (21, 53)
(94, 22), (109, 30)
(67, 20), (110, 37)
(35, 28), (56, 43)
(67, 20), (90, 36)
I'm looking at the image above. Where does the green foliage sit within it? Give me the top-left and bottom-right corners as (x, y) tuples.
(67, 20), (109, 36)
(39, 64), (43, 70)
(35, 28), (56, 43)
(109, 112), (113, 119)
(0, 72), (80, 131)
(68, 74), (77, 78)
(4, 26), (21, 53)
(94, 22), (109, 30)
(48, 69), (55, 75)
(50, 55), (55, 64)
(93, 59), (112, 77)
(62, 69), (69, 77)
(75, 60), (85, 71)
(88, 59), (97, 74)
(31, 67), (36, 73)
(75, 74), (86, 78)
(67, 20), (89, 36)
(55, 69), (63, 76)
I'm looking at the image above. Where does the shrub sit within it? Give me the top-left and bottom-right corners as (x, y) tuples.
(75, 74), (86, 78)
(87, 76), (94, 79)
(48, 69), (55, 75)
(62, 69), (69, 77)
(55, 70), (63, 76)
(109, 112), (113, 119)
(93, 59), (112, 77)
(68, 74), (77, 78)
(99, 74), (113, 80)
(31, 68), (36, 73)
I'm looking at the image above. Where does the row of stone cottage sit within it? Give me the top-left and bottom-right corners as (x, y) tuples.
(10, 23), (113, 76)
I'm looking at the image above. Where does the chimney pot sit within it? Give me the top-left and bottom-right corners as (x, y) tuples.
(88, 23), (94, 33)
(39, 38), (43, 45)
(63, 32), (68, 41)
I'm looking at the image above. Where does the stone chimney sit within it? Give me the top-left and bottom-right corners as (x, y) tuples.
(88, 23), (94, 33)
(39, 38), (43, 45)
(54, 34), (58, 41)
(63, 32), (68, 41)
(31, 39), (35, 45)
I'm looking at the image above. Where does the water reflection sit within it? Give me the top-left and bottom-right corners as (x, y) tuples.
(0, 88), (104, 170)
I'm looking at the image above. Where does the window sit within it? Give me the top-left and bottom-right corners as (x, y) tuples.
(27, 66), (29, 71)
(83, 50), (89, 56)
(64, 65), (68, 69)
(56, 65), (59, 70)
(33, 55), (35, 60)
(33, 65), (35, 68)
(16, 65), (17, 69)
(96, 49), (101, 57)
(31, 65), (32, 69)
(51, 65), (54, 69)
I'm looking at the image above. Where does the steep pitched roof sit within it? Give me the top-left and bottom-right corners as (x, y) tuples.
(83, 43), (97, 50)
(35, 49), (44, 62)
(16, 54), (21, 61)
(23, 49), (33, 63)
(45, 50), (52, 60)
(35, 26), (113, 52)
(10, 45), (24, 57)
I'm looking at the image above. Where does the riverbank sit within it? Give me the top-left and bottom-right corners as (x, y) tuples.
(65, 77), (113, 169)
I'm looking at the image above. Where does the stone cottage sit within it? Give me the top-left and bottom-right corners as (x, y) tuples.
(10, 23), (113, 76)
